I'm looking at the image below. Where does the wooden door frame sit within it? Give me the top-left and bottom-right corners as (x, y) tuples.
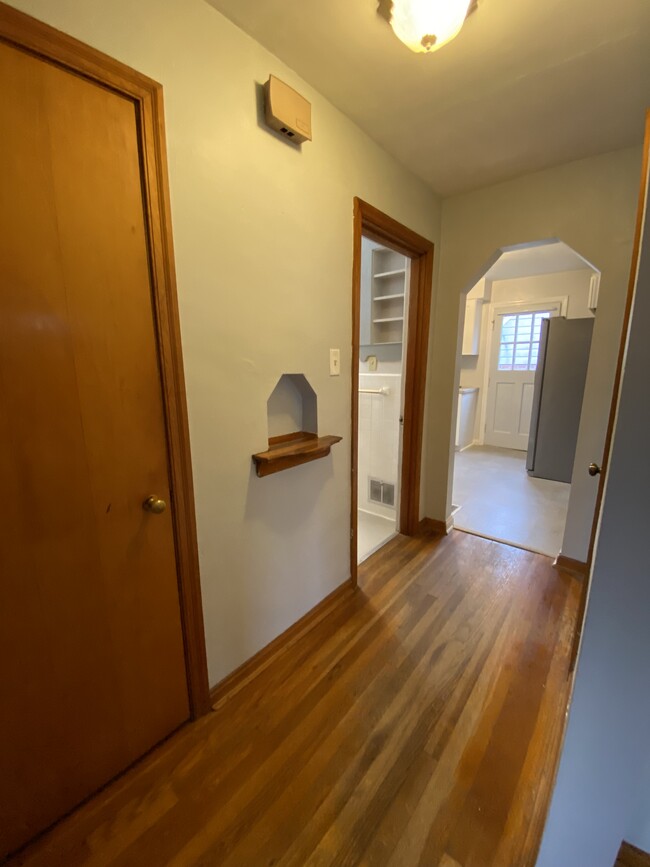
(351, 199), (434, 584)
(0, 3), (211, 718)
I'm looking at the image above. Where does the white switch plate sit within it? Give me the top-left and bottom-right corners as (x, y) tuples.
(329, 348), (340, 376)
(367, 355), (378, 372)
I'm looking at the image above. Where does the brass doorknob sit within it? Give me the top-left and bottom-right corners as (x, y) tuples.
(588, 463), (601, 477)
(143, 495), (167, 514)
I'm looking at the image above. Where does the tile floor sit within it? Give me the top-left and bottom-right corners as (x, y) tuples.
(452, 445), (571, 557)
(357, 509), (396, 563)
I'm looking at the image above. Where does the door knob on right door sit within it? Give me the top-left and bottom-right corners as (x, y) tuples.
(143, 495), (167, 514)
(588, 462), (602, 476)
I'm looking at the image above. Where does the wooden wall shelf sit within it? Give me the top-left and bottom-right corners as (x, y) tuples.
(252, 431), (342, 477)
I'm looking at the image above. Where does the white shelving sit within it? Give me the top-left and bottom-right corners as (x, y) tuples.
(374, 268), (407, 279)
(369, 248), (409, 345)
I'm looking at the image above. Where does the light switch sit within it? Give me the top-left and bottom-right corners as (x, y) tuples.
(329, 348), (340, 376)
(367, 355), (378, 372)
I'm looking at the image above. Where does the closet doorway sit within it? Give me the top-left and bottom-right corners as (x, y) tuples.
(357, 239), (408, 561)
(350, 200), (434, 581)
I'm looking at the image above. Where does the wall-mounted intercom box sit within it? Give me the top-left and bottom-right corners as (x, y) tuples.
(264, 75), (312, 144)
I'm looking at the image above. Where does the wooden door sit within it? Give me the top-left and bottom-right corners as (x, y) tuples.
(0, 35), (191, 858)
(484, 304), (560, 450)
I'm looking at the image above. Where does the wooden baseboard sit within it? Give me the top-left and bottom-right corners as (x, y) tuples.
(616, 841), (650, 867)
(209, 577), (356, 708)
(555, 554), (589, 578)
(418, 517), (449, 537)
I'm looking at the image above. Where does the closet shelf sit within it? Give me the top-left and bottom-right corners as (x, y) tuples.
(367, 248), (408, 346)
(252, 431), (342, 477)
(374, 269), (406, 279)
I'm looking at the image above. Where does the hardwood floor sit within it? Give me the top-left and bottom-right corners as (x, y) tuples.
(9, 529), (579, 867)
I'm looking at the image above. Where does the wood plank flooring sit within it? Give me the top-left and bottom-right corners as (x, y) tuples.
(9, 529), (579, 867)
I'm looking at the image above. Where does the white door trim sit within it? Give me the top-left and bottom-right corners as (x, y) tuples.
(477, 296), (568, 445)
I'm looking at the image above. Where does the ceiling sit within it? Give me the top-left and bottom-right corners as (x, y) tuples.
(485, 241), (597, 281)
(207, 0), (650, 196)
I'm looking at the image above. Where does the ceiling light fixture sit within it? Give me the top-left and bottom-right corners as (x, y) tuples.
(378, 0), (476, 54)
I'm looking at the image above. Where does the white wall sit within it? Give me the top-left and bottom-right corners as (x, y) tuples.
(359, 237), (374, 348)
(460, 269), (596, 443)
(7, 0), (441, 684)
(491, 270), (595, 314)
(358, 374), (401, 519)
(429, 147), (642, 564)
(537, 143), (649, 867)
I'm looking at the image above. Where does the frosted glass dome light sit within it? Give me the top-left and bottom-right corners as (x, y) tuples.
(388, 0), (473, 53)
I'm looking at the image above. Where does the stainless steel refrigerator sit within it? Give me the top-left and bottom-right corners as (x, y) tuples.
(526, 317), (594, 483)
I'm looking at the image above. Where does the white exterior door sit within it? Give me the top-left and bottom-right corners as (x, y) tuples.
(485, 304), (561, 450)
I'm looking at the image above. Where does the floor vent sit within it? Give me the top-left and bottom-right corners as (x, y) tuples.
(369, 478), (395, 507)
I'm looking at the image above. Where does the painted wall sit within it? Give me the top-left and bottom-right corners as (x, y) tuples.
(359, 237), (374, 348)
(7, 0), (440, 684)
(460, 269), (596, 443)
(429, 147), (642, 563)
(537, 148), (649, 867)
(491, 270), (595, 315)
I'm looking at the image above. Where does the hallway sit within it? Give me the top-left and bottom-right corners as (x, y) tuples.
(12, 530), (579, 867)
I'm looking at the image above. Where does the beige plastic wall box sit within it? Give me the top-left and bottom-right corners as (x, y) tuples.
(264, 75), (312, 144)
